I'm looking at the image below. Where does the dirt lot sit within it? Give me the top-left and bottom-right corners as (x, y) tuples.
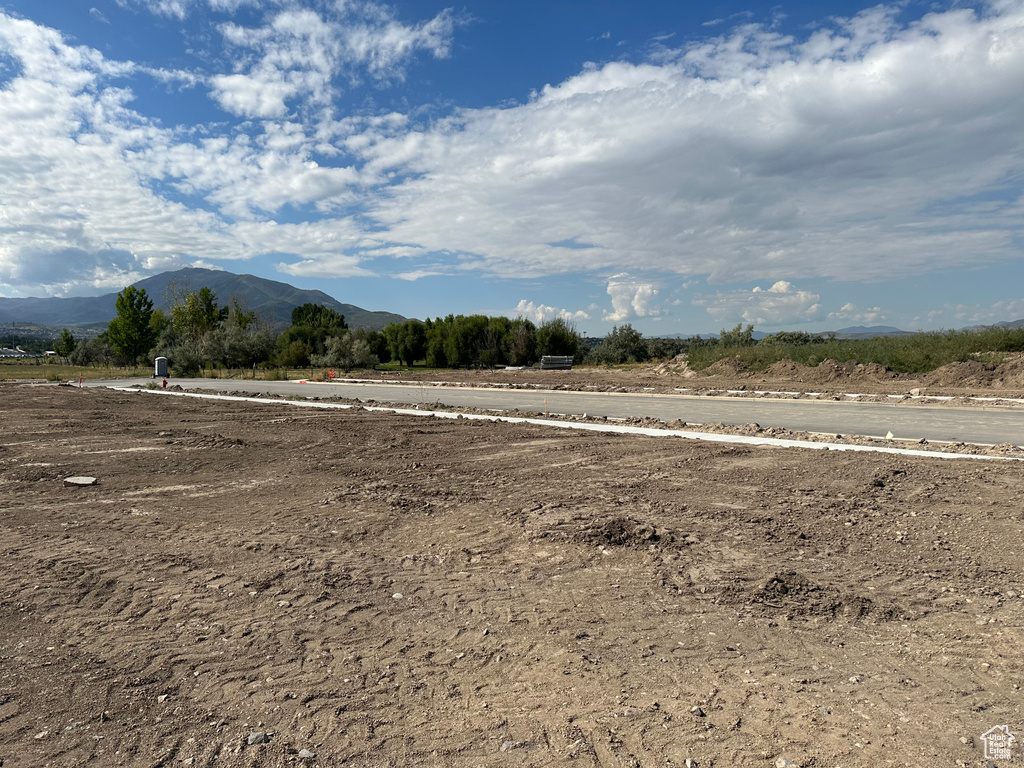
(344, 355), (1024, 401)
(1, 384), (1021, 767)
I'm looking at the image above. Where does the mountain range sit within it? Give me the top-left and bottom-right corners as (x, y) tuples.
(1, 269), (1021, 339)
(0, 268), (406, 331)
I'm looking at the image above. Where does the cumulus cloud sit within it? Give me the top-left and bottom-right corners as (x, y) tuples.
(2, 2), (1024, 304)
(0, 10), (398, 294)
(603, 274), (661, 322)
(358, 3), (1024, 283)
(210, 4), (456, 119)
(828, 303), (886, 325)
(695, 281), (821, 326)
(515, 300), (590, 325)
(0, 15), (248, 297)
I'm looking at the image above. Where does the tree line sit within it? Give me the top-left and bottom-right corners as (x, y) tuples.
(53, 282), (846, 374)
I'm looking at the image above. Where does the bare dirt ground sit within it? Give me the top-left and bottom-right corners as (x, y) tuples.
(343, 355), (1024, 402)
(1, 384), (1021, 768)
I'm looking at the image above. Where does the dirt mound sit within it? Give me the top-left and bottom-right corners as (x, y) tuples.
(652, 355), (698, 377)
(703, 356), (747, 375)
(921, 360), (997, 387)
(922, 355), (1024, 388)
(750, 571), (894, 620)
(579, 517), (673, 547)
(801, 359), (849, 383)
(763, 360), (804, 378)
(760, 359), (898, 386)
(855, 361), (897, 379)
(702, 358), (902, 387)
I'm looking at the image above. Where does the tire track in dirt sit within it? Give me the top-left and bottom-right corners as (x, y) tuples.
(1, 386), (1021, 766)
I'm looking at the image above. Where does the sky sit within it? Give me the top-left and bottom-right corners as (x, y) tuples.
(0, 0), (1022, 336)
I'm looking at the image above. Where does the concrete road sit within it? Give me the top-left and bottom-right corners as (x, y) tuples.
(92, 377), (1024, 447)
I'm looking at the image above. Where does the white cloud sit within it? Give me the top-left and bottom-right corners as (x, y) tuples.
(0, 10), (393, 294)
(354, 3), (1024, 284)
(0, 16), (250, 296)
(695, 280), (821, 326)
(2, 3), (1024, 305)
(828, 302), (886, 325)
(116, 0), (264, 18)
(920, 298), (1024, 328)
(394, 269), (444, 281)
(514, 300), (590, 325)
(603, 274), (661, 322)
(209, 4), (455, 119)
(117, 0), (193, 20)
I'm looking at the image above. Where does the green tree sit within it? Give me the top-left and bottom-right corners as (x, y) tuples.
(220, 324), (275, 369)
(444, 315), (489, 367)
(275, 337), (313, 368)
(108, 286), (156, 364)
(150, 309), (171, 337)
(311, 332), (379, 372)
(173, 287), (225, 342)
(290, 303), (346, 331)
(274, 303), (347, 367)
(536, 317), (585, 359)
(70, 333), (116, 366)
(719, 323), (756, 347)
(358, 329), (390, 365)
(226, 296), (257, 330)
(479, 316), (511, 368)
(506, 318), (537, 366)
(592, 324), (648, 364)
(424, 316), (451, 368)
(53, 328), (77, 364)
(383, 320), (427, 366)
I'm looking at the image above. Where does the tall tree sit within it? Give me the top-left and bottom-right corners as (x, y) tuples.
(173, 287), (225, 342)
(592, 324), (648, 364)
(274, 303), (348, 367)
(53, 327), (77, 364)
(290, 303), (346, 331)
(108, 286), (157, 364)
(536, 317), (585, 358)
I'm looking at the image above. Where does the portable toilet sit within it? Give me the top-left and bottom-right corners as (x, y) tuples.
(154, 357), (169, 378)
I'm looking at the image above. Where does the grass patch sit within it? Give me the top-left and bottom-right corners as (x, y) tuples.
(0, 360), (151, 381)
(687, 327), (1024, 374)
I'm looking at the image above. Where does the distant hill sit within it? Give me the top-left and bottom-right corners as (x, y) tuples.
(658, 331), (769, 340)
(828, 325), (914, 339)
(968, 318), (1024, 332)
(0, 268), (406, 331)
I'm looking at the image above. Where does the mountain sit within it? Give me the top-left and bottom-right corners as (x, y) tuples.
(993, 318), (1024, 330)
(0, 268), (406, 331)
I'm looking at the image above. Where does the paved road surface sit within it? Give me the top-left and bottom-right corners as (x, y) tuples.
(91, 378), (1024, 447)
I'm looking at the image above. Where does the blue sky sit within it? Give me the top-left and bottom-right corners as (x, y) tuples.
(0, 0), (1022, 335)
